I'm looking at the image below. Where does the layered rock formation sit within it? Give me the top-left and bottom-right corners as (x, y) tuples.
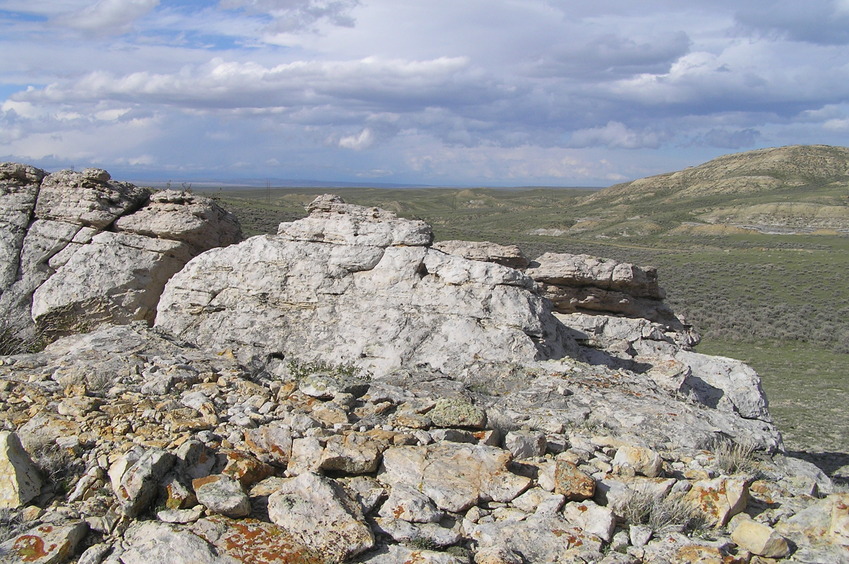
(0, 164), (241, 340)
(0, 173), (845, 563)
(156, 194), (572, 378)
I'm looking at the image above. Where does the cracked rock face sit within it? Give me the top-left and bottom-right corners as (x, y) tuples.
(0, 164), (242, 340)
(156, 195), (574, 378)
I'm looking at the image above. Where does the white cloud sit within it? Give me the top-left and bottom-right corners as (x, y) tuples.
(54, 0), (159, 35)
(219, 0), (360, 31)
(824, 118), (849, 131)
(338, 128), (374, 150)
(569, 122), (666, 150)
(2, 0), (849, 184)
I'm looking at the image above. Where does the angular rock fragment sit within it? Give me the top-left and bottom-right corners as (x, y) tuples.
(191, 516), (324, 564)
(685, 477), (749, 527)
(378, 483), (443, 523)
(612, 444), (663, 478)
(319, 433), (384, 474)
(112, 448), (175, 517)
(119, 521), (229, 564)
(562, 499), (616, 542)
(553, 459), (595, 501)
(731, 518), (790, 558)
(193, 474), (251, 518)
(267, 472), (374, 561)
(0, 431), (42, 508)
(380, 443), (531, 512)
(469, 515), (604, 563)
(0, 520), (87, 564)
(504, 430), (546, 460)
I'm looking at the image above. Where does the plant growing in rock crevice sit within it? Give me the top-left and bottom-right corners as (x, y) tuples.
(33, 443), (85, 496)
(620, 490), (704, 535)
(710, 438), (757, 475)
(0, 322), (46, 356)
(0, 509), (24, 544)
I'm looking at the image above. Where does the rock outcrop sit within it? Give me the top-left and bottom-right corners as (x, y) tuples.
(0, 172), (844, 563)
(432, 240), (530, 269)
(0, 164), (241, 340)
(156, 194), (572, 378)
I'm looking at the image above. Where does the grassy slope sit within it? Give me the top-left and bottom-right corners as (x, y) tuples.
(204, 186), (849, 457)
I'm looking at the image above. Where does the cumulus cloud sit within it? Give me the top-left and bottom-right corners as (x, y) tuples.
(2, 0), (849, 185)
(337, 128), (374, 150)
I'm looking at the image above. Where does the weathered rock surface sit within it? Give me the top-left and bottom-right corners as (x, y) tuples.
(380, 443), (532, 512)
(0, 431), (42, 508)
(156, 195), (571, 377)
(0, 164), (44, 291)
(0, 320), (838, 563)
(0, 164), (241, 340)
(267, 472), (374, 561)
(113, 189), (241, 252)
(432, 240), (530, 269)
(0, 521), (88, 564)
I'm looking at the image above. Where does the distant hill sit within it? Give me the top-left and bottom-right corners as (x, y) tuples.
(573, 145), (849, 236)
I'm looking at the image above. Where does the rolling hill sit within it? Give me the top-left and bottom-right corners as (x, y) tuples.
(574, 145), (849, 237)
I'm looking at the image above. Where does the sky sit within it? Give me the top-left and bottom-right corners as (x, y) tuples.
(2, 0), (849, 187)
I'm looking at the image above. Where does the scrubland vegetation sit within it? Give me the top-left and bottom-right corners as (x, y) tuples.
(204, 183), (849, 457)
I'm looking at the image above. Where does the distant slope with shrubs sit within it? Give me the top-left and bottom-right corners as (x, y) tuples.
(575, 144), (849, 237)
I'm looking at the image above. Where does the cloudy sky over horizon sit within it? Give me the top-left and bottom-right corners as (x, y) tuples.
(2, 0), (849, 186)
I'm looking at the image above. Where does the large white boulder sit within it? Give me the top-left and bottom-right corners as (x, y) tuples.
(156, 196), (571, 377)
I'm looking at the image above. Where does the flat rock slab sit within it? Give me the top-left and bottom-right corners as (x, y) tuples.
(191, 516), (325, 564)
(379, 443), (531, 512)
(0, 521), (87, 564)
(119, 521), (232, 564)
(267, 472), (374, 561)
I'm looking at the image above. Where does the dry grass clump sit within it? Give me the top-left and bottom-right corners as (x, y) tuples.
(0, 509), (24, 544)
(620, 489), (704, 534)
(712, 438), (757, 475)
(33, 443), (84, 495)
(0, 321), (46, 356)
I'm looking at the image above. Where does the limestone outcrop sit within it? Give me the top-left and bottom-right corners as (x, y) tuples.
(156, 194), (572, 378)
(0, 170), (844, 563)
(0, 164), (241, 340)
(432, 240), (530, 269)
(526, 252), (695, 334)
